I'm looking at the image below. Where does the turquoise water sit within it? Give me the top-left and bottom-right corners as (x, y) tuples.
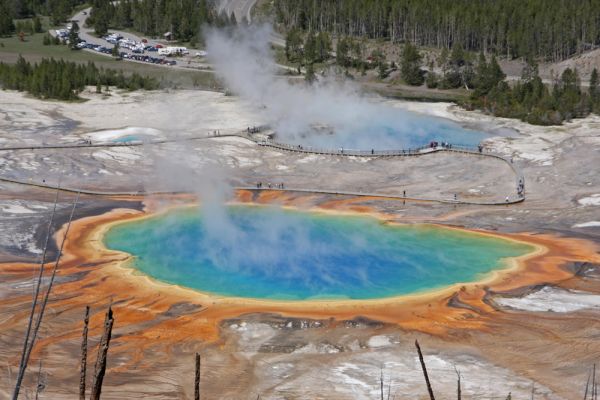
(288, 108), (508, 150)
(113, 135), (141, 143)
(104, 206), (533, 300)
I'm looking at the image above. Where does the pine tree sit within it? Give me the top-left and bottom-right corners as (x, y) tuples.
(336, 37), (352, 68)
(33, 16), (43, 33)
(285, 28), (303, 72)
(315, 32), (331, 62)
(400, 42), (423, 86)
(69, 21), (80, 50)
(304, 63), (316, 84)
(0, 2), (15, 36)
(303, 31), (317, 65)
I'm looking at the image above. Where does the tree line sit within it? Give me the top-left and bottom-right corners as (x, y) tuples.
(468, 61), (600, 125)
(285, 29), (600, 125)
(409, 43), (600, 125)
(1, 0), (86, 32)
(0, 56), (159, 101)
(274, 0), (600, 61)
(87, 0), (226, 44)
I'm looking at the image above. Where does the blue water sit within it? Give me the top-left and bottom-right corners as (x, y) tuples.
(285, 108), (499, 150)
(104, 206), (532, 300)
(113, 135), (141, 143)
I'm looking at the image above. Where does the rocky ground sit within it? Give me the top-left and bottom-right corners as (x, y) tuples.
(0, 88), (599, 399)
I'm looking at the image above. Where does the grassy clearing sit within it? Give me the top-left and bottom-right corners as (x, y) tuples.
(0, 33), (220, 90)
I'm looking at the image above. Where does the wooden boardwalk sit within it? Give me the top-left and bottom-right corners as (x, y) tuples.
(0, 132), (525, 205)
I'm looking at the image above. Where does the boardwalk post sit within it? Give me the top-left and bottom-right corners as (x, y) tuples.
(415, 340), (435, 400)
(194, 353), (201, 400)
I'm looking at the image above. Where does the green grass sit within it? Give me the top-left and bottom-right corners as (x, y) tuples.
(0, 33), (220, 90)
(0, 33), (111, 62)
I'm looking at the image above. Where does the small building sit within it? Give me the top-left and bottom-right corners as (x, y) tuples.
(163, 32), (174, 41)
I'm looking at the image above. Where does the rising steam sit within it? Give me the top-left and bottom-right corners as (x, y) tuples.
(204, 24), (492, 150)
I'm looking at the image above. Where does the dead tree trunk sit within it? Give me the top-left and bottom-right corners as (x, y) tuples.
(584, 367), (592, 400)
(415, 340), (435, 400)
(454, 367), (461, 400)
(593, 364), (597, 400)
(195, 353), (201, 400)
(380, 369), (384, 400)
(90, 307), (114, 400)
(12, 189), (59, 400)
(80, 306), (90, 400)
(13, 192), (78, 400)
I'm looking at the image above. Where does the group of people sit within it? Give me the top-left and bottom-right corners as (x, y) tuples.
(429, 141), (453, 149)
(212, 130), (221, 136)
(517, 178), (525, 197)
(256, 182), (284, 190)
(247, 126), (260, 134)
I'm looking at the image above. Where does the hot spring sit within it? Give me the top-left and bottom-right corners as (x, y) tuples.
(285, 109), (500, 150)
(104, 206), (533, 300)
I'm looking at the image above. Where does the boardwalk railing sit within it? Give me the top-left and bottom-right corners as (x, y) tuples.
(250, 135), (526, 203)
(0, 130), (526, 204)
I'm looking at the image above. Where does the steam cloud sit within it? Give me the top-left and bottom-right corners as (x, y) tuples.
(136, 24), (497, 282)
(204, 24), (492, 150)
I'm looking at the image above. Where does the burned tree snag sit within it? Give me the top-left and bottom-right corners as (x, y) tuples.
(80, 306), (90, 400)
(90, 307), (114, 400)
(415, 340), (435, 400)
(195, 353), (201, 400)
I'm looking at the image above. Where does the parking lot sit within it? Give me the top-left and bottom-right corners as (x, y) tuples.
(54, 9), (211, 71)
